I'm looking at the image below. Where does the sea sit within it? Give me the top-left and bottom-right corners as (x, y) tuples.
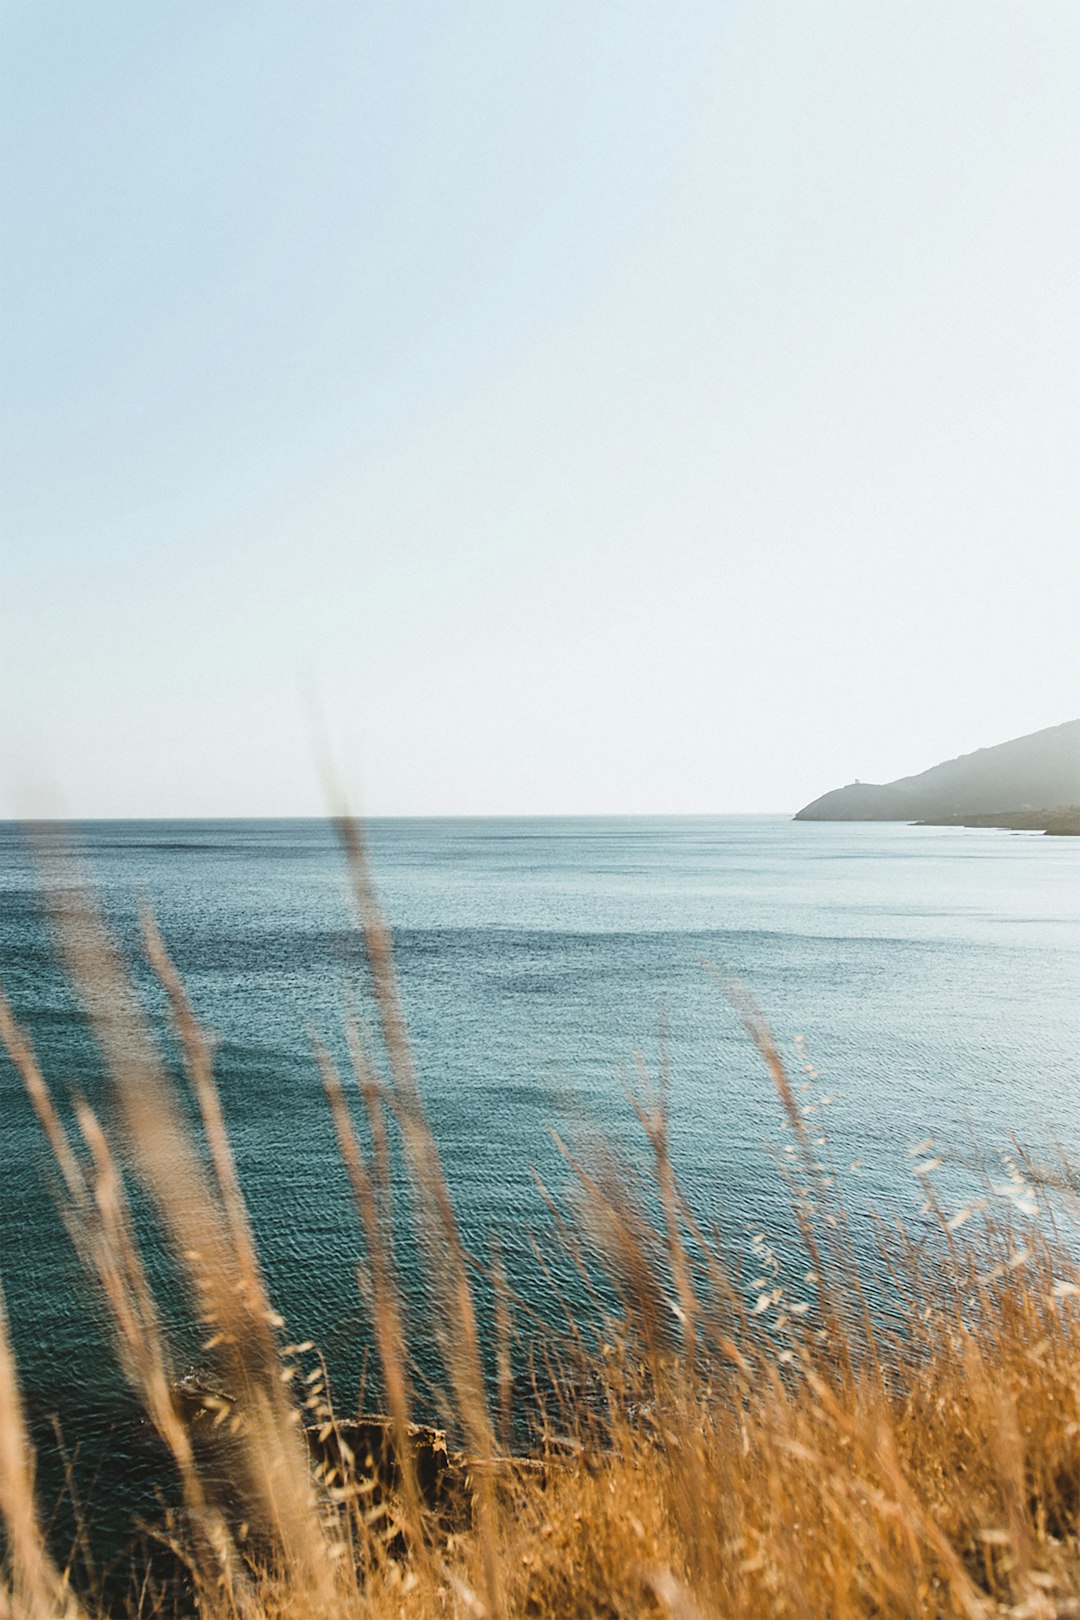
(1, 815), (1078, 1572)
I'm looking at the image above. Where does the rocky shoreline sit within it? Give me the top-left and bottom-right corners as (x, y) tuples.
(914, 806), (1080, 835)
(172, 1378), (555, 1544)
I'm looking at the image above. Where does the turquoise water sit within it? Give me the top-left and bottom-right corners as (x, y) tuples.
(1, 815), (1078, 1563)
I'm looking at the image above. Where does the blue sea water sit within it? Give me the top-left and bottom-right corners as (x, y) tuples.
(1, 815), (1078, 1558)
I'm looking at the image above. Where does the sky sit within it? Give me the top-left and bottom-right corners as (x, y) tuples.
(2, 1), (1078, 817)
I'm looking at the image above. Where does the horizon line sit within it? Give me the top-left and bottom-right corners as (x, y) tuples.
(1, 809), (798, 824)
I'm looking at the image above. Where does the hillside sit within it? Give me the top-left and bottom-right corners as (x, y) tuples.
(794, 719), (1080, 822)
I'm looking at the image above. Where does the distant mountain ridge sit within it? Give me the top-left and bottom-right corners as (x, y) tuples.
(794, 720), (1080, 823)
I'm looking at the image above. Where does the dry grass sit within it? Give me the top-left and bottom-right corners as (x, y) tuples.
(1, 823), (1078, 1619)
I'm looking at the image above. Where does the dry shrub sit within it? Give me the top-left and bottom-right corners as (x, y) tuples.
(0, 824), (1077, 1619)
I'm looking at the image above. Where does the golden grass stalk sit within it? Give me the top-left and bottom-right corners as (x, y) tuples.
(19, 833), (335, 1610)
(334, 815), (504, 1617)
(315, 1040), (424, 1558)
(0, 1279), (81, 1620)
(0, 985), (235, 1596)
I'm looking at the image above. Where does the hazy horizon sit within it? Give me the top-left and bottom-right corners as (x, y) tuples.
(3, 3), (1078, 818)
(3, 709), (1078, 824)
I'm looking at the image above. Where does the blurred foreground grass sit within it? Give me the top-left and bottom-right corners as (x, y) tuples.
(1, 821), (1077, 1620)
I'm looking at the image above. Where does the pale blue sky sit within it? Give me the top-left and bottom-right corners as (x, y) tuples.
(2, 2), (1078, 815)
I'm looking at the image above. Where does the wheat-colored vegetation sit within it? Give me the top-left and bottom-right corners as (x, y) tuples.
(1, 823), (1078, 1619)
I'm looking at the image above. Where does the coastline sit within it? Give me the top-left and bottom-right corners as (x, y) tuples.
(913, 807), (1080, 835)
